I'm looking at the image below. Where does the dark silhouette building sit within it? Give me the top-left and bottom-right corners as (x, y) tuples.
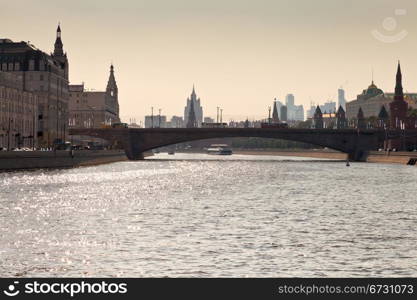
(336, 105), (347, 129)
(272, 100), (280, 123)
(377, 105), (389, 128)
(357, 107), (366, 129)
(313, 106), (323, 129)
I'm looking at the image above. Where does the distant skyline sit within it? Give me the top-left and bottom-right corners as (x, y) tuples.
(2, 0), (417, 121)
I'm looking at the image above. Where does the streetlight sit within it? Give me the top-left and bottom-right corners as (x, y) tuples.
(158, 108), (162, 128)
(7, 118), (13, 151)
(151, 106), (154, 128)
(268, 106), (272, 124)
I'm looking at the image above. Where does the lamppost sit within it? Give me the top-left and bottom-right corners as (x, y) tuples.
(151, 106), (154, 128)
(268, 106), (272, 124)
(7, 118), (13, 151)
(158, 109), (162, 128)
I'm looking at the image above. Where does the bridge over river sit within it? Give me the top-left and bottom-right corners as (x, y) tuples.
(67, 127), (416, 161)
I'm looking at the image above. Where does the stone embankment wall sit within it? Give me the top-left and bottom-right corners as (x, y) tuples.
(0, 150), (127, 171)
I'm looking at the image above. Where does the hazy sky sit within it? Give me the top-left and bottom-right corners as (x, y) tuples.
(2, 0), (417, 122)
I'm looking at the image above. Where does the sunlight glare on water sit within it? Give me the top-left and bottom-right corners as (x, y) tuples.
(0, 153), (416, 277)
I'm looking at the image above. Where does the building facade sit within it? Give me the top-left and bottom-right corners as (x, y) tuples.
(346, 79), (417, 120)
(68, 65), (120, 129)
(0, 25), (69, 147)
(0, 71), (38, 149)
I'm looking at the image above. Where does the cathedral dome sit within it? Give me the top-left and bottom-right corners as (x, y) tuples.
(365, 81), (384, 96)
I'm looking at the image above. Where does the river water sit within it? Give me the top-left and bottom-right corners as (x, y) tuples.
(0, 153), (416, 277)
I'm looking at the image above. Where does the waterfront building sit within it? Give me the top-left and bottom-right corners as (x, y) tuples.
(336, 105), (347, 129)
(313, 106), (323, 129)
(346, 75), (417, 120)
(346, 81), (389, 120)
(68, 65), (120, 128)
(0, 25), (69, 147)
(0, 71), (38, 149)
(184, 86), (203, 127)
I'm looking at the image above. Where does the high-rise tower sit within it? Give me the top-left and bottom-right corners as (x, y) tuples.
(186, 96), (197, 128)
(184, 85), (203, 126)
(338, 88), (346, 110)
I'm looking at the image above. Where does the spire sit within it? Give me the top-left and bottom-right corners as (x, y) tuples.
(53, 23), (64, 56)
(191, 84), (196, 99)
(336, 105), (345, 115)
(107, 64), (117, 91)
(313, 105), (323, 129)
(394, 61), (404, 101)
(314, 105), (322, 116)
(336, 105), (347, 129)
(378, 105), (389, 120)
(272, 100), (279, 122)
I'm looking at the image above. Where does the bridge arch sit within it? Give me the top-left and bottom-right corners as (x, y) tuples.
(69, 128), (385, 161)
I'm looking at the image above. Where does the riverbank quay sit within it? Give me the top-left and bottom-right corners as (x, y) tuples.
(233, 149), (417, 165)
(0, 150), (127, 171)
